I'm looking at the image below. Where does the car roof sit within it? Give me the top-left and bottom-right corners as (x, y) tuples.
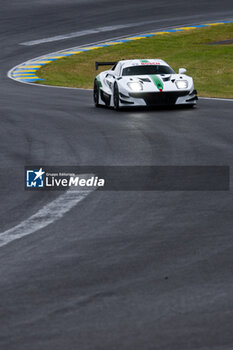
(118, 59), (169, 68)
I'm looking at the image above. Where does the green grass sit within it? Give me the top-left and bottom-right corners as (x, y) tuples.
(37, 23), (233, 98)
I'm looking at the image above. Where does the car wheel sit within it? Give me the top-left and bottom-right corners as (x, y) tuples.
(93, 79), (100, 107)
(113, 83), (120, 111)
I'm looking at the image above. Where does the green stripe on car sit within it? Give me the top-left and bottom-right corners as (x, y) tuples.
(97, 76), (102, 87)
(150, 75), (164, 91)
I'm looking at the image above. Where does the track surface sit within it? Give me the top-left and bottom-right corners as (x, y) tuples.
(1, 1), (233, 349)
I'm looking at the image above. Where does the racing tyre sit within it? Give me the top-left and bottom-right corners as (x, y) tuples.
(93, 79), (100, 107)
(113, 83), (120, 111)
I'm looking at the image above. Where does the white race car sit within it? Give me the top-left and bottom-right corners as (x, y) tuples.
(93, 59), (197, 110)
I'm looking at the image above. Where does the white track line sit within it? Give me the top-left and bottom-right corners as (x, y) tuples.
(20, 15), (233, 46)
(0, 188), (93, 248)
(199, 97), (233, 102)
(20, 20), (164, 46)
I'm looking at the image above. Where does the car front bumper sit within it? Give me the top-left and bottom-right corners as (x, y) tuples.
(123, 90), (197, 106)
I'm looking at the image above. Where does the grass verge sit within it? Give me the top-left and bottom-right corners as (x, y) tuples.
(37, 23), (233, 98)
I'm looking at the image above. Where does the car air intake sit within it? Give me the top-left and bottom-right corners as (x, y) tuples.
(138, 78), (151, 82)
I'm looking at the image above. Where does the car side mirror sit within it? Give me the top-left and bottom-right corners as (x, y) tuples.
(179, 68), (187, 74)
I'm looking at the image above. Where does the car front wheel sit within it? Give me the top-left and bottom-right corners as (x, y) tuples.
(113, 83), (120, 111)
(93, 79), (100, 107)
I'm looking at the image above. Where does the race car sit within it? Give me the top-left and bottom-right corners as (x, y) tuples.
(93, 59), (197, 110)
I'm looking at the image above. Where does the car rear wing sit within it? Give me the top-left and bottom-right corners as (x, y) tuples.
(95, 61), (117, 70)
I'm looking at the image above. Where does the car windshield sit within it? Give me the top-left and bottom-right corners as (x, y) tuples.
(122, 65), (175, 76)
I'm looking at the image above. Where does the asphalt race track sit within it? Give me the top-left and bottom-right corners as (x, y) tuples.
(1, 1), (233, 349)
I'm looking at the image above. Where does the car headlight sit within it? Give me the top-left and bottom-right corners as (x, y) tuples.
(176, 80), (188, 89)
(127, 82), (143, 92)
